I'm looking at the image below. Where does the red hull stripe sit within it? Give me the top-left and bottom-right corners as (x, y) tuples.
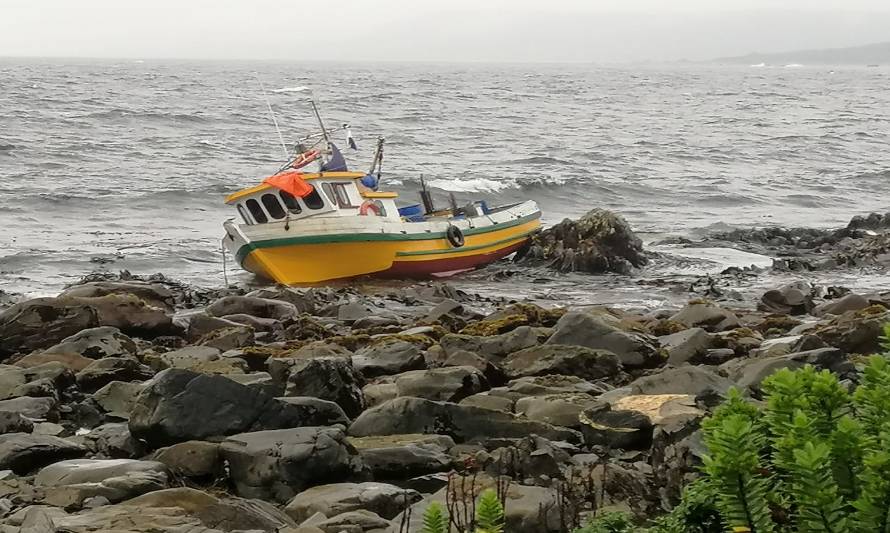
(380, 240), (527, 278)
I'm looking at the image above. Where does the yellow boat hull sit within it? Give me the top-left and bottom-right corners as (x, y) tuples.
(236, 214), (541, 285)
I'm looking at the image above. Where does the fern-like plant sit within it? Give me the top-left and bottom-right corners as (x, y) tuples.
(660, 337), (890, 533)
(475, 489), (505, 533)
(421, 501), (449, 533)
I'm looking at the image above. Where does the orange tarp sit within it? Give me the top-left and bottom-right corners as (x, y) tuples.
(263, 171), (313, 198)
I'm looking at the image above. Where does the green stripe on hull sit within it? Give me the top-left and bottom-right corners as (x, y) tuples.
(394, 229), (537, 257)
(235, 212), (540, 264)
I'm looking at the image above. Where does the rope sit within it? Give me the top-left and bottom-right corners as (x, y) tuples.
(221, 237), (229, 288)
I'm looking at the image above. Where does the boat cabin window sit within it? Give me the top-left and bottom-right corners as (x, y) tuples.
(245, 198), (268, 223)
(322, 182), (358, 209)
(261, 193), (286, 219)
(236, 204), (252, 225)
(303, 185), (325, 210)
(279, 191), (302, 214)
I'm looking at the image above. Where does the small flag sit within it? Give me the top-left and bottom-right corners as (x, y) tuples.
(344, 124), (357, 150)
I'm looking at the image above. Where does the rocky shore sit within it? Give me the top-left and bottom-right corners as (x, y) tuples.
(0, 210), (889, 533)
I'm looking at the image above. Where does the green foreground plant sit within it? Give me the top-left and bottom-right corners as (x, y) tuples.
(576, 323), (890, 533)
(420, 489), (506, 533)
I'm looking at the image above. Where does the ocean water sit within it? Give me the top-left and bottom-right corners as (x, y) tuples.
(1, 59), (889, 299)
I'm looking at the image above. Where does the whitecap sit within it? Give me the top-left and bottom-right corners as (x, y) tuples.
(425, 177), (510, 193)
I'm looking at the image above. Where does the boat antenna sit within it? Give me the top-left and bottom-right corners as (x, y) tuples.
(254, 75), (289, 159)
(271, 86), (332, 164)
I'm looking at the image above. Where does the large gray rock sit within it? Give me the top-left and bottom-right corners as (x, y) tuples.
(220, 426), (363, 502)
(129, 368), (356, 447)
(152, 441), (221, 478)
(546, 312), (659, 368)
(670, 301), (741, 331)
(0, 297), (98, 359)
(314, 510), (392, 533)
(352, 341), (426, 378)
(1, 364), (71, 401)
(393, 366), (488, 402)
(82, 422), (144, 458)
(35, 458), (168, 507)
(396, 476), (560, 533)
(59, 281), (175, 312)
(519, 208), (648, 275)
(285, 482), (420, 522)
(0, 396), (58, 420)
(439, 326), (540, 361)
(759, 281), (815, 315)
(659, 327), (711, 366)
(501, 344), (622, 380)
(0, 433), (86, 474)
(627, 366), (735, 401)
(349, 397), (580, 444)
(348, 434), (453, 479)
(48, 486), (297, 532)
(207, 295), (298, 320)
(42, 326), (137, 360)
(64, 293), (177, 338)
(515, 393), (600, 428)
(75, 357), (154, 392)
(814, 293), (870, 316)
(283, 357), (365, 418)
(721, 347), (850, 393)
(93, 380), (146, 418)
(148, 345), (248, 375)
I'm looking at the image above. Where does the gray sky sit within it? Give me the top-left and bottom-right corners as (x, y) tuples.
(2, 0), (889, 62)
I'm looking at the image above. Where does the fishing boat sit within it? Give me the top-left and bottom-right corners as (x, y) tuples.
(221, 87), (542, 285)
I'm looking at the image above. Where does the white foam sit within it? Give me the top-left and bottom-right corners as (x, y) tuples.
(425, 177), (510, 193)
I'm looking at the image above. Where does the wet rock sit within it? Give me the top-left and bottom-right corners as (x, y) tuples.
(812, 306), (890, 354)
(79, 422), (145, 459)
(520, 208), (648, 274)
(14, 351), (94, 372)
(93, 380), (145, 419)
(658, 327), (711, 366)
(352, 341), (426, 379)
(441, 349), (507, 386)
(393, 366), (489, 403)
(750, 334), (826, 358)
(148, 345), (248, 375)
(247, 286), (317, 314)
(314, 509), (391, 533)
(75, 357), (154, 392)
(815, 293), (871, 316)
(129, 368), (357, 447)
(36, 458), (168, 507)
(0, 411), (34, 434)
(439, 326), (540, 362)
(460, 392), (515, 412)
(0, 298), (98, 359)
(502, 344), (622, 381)
(546, 312), (659, 368)
(398, 476), (560, 533)
(42, 326), (137, 360)
(349, 397), (581, 444)
(198, 324), (255, 351)
(67, 293), (178, 338)
(347, 434), (453, 479)
(282, 357), (365, 418)
(507, 374), (608, 396)
(152, 441), (221, 478)
(721, 347), (850, 393)
(207, 295), (298, 320)
(0, 433), (86, 474)
(0, 396), (58, 420)
(285, 482), (420, 522)
(60, 280), (175, 312)
(669, 301), (740, 332)
(362, 382), (397, 408)
(579, 401), (654, 449)
(514, 393), (599, 428)
(276, 396), (351, 426)
(220, 426), (363, 502)
(625, 366), (734, 404)
(759, 281), (815, 315)
(184, 312), (244, 343)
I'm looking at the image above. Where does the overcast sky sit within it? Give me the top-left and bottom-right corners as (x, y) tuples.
(2, 0), (889, 62)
